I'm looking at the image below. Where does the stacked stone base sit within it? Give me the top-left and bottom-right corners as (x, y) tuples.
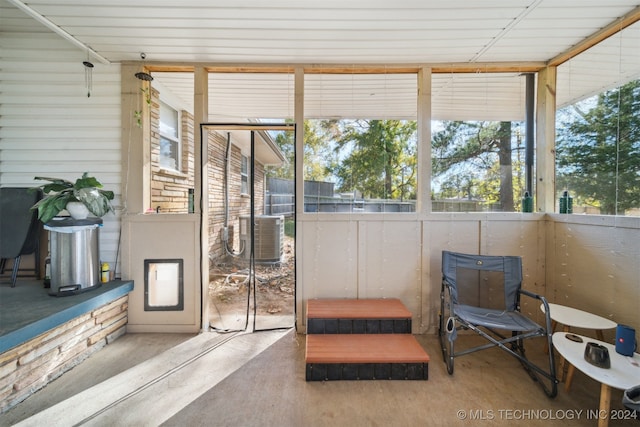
(0, 295), (128, 413)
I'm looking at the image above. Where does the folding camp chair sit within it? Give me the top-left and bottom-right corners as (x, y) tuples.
(438, 250), (558, 397)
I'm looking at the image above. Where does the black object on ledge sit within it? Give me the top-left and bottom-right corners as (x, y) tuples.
(584, 342), (611, 369)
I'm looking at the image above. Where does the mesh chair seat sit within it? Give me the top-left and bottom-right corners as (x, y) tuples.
(455, 304), (542, 332)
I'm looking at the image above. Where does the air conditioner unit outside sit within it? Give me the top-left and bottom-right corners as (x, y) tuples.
(239, 215), (284, 262)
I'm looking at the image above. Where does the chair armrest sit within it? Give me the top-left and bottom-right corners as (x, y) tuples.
(518, 289), (549, 310)
(518, 289), (553, 333)
(518, 288), (543, 301)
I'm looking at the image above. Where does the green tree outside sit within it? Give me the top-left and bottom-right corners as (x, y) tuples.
(267, 120), (337, 182)
(556, 79), (640, 215)
(431, 120), (523, 211)
(327, 119), (417, 200)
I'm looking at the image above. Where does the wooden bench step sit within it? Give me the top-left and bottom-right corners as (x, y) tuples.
(305, 334), (429, 381)
(306, 298), (412, 334)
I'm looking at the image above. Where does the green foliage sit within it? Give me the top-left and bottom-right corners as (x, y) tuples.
(556, 79), (640, 214)
(327, 119), (417, 199)
(31, 172), (115, 223)
(431, 120), (522, 210)
(134, 87), (152, 128)
(268, 119), (417, 201)
(284, 219), (295, 237)
(268, 127), (295, 180)
(266, 120), (338, 182)
(304, 120), (340, 182)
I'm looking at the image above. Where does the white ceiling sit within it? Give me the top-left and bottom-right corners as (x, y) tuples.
(2, 0), (639, 120)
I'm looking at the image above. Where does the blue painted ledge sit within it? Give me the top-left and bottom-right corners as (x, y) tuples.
(0, 279), (134, 354)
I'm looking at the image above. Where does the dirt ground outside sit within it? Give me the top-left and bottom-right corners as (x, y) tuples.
(208, 235), (295, 330)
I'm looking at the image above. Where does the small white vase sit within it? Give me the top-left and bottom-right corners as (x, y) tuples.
(66, 201), (90, 219)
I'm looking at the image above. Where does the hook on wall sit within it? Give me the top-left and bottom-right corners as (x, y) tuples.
(134, 52), (154, 81)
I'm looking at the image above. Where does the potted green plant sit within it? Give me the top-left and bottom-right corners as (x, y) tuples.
(31, 172), (115, 223)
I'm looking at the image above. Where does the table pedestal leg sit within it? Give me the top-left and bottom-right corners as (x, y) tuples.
(558, 325), (570, 381)
(598, 383), (611, 427)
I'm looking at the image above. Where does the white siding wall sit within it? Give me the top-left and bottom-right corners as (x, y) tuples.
(0, 31), (122, 273)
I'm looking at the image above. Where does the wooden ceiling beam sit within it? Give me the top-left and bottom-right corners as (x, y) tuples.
(138, 62), (546, 75)
(430, 63), (544, 73)
(147, 65), (194, 73)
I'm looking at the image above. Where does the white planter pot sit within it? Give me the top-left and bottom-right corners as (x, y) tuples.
(66, 201), (90, 220)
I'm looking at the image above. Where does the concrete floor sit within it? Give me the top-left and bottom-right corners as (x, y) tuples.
(1, 330), (638, 427)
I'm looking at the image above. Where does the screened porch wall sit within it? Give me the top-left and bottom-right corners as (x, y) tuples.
(297, 213), (639, 338)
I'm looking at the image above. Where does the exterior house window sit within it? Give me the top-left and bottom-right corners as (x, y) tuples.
(241, 155), (249, 195)
(159, 101), (181, 171)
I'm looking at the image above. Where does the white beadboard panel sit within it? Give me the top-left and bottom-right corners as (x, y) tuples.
(358, 221), (422, 301)
(296, 215), (557, 333)
(358, 220), (422, 331)
(548, 218), (640, 331)
(299, 219), (359, 301)
(122, 215), (200, 332)
(422, 218), (480, 331)
(0, 30), (122, 273)
(481, 217), (546, 322)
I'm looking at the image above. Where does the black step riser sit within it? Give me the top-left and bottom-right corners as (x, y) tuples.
(306, 363), (428, 381)
(307, 318), (411, 334)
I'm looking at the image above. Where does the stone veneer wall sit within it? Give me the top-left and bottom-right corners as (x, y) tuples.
(0, 296), (128, 413)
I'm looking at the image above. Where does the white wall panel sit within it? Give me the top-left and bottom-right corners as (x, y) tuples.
(0, 31), (122, 273)
(548, 216), (640, 335)
(122, 215), (200, 333)
(482, 217), (546, 321)
(297, 215), (554, 333)
(358, 221), (422, 318)
(299, 220), (359, 302)
(423, 219), (480, 332)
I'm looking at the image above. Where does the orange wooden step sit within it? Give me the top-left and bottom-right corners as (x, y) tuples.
(307, 298), (412, 319)
(306, 334), (430, 364)
(305, 334), (430, 380)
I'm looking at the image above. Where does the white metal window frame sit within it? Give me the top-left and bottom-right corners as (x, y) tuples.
(159, 100), (182, 172)
(241, 154), (249, 195)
